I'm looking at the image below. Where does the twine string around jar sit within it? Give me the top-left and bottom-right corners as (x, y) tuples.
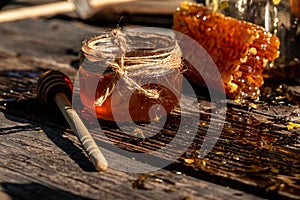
(81, 29), (182, 107)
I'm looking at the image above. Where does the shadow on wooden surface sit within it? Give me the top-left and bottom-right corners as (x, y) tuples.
(3, 99), (96, 172)
(0, 124), (35, 136)
(0, 182), (92, 200)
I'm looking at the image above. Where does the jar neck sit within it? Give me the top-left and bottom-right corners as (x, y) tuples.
(80, 29), (182, 76)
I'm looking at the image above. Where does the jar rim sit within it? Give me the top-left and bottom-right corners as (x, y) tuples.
(81, 30), (179, 61)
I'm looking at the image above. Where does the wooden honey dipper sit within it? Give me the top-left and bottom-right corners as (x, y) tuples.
(36, 70), (108, 171)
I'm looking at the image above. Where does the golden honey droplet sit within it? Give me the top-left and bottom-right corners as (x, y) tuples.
(200, 121), (206, 126)
(154, 178), (163, 183)
(272, 0), (281, 5)
(233, 155), (240, 160)
(287, 122), (300, 130)
(219, 0), (229, 9)
(249, 103), (257, 109)
(184, 158), (195, 164)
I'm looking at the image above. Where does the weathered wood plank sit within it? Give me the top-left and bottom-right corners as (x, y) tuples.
(0, 18), (105, 64)
(0, 18), (299, 199)
(0, 112), (265, 200)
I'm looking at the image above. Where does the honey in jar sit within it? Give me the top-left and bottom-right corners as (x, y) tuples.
(79, 30), (182, 122)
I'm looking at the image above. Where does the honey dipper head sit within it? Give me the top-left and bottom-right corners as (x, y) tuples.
(36, 70), (73, 105)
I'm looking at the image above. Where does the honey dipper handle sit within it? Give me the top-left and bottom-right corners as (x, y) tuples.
(54, 93), (108, 171)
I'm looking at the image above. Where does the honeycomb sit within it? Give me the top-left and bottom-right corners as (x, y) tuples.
(173, 1), (280, 100)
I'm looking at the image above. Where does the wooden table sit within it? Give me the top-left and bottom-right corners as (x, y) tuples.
(0, 5), (299, 200)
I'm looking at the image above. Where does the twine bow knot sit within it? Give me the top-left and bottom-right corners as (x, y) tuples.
(83, 29), (182, 107)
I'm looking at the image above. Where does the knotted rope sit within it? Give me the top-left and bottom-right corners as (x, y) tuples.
(81, 29), (182, 107)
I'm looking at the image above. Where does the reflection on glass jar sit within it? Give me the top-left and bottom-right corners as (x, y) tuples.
(206, 0), (300, 68)
(79, 30), (182, 122)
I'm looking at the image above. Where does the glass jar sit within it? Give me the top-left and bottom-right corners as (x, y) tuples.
(79, 30), (182, 122)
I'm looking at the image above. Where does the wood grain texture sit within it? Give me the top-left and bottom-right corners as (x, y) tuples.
(0, 18), (299, 199)
(1, 112), (265, 200)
